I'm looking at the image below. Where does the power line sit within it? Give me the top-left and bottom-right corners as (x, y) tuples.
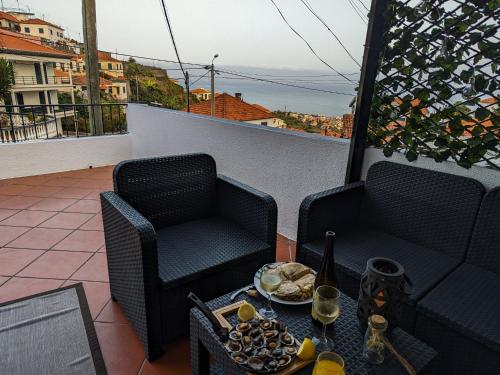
(299, 0), (361, 67)
(190, 69), (210, 85)
(217, 70), (354, 95)
(219, 68), (359, 78)
(355, 0), (370, 12)
(268, 0), (354, 82)
(347, 0), (368, 24)
(157, 0), (186, 78)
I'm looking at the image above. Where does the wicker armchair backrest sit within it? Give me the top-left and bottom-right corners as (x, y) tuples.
(360, 161), (485, 260)
(113, 154), (217, 229)
(466, 187), (500, 275)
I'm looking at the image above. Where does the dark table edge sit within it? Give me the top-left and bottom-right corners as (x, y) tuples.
(0, 283), (107, 375)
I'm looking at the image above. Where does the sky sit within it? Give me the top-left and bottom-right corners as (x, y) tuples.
(3, 0), (369, 73)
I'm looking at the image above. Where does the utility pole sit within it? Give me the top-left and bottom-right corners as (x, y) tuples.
(135, 76), (139, 102)
(210, 54), (218, 116)
(82, 0), (103, 135)
(210, 64), (215, 116)
(185, 71), (190, 112)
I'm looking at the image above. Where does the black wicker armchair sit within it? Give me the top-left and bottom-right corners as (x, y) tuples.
(415, 187), (500, 374)
(296, 161), (485, 332)
(101, 154), (277, 361)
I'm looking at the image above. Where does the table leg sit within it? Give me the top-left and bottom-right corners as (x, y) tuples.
(191, 338), (210, 375)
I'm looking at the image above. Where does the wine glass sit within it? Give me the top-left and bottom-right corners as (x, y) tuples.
(259, 265), (282, 319)
(312, 285), (340, 352)
(312, 352), (345, 375)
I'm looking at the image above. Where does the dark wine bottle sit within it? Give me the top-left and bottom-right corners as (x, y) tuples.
(311, 231), (338, 326)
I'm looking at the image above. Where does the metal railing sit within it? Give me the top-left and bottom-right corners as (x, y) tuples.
(13, 76), (72, 85)
(0, 104), (127, 143)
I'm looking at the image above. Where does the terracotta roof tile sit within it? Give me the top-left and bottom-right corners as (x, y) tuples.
(185, 93), (274, 121)
(98, 51), (120, 63)
(0, 29), (69, 58)
(0, 11), (20, 23)
(191, 88), (210, 94)
(22, 18), (63, 30)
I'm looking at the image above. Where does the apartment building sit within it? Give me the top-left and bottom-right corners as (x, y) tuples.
(0, 11), (20, 31)
(19, 18), (65, 43)
(0, 29), (73, 109)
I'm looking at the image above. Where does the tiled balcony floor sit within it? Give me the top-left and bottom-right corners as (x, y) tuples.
(0, 166), (296, 375)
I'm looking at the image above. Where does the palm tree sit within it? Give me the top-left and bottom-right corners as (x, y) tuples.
(0, 58), (14, 104)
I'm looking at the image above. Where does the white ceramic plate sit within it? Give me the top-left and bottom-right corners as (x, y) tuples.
(253, 262), (316, 305)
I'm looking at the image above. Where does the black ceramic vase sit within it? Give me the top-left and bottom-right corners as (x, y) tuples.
(357, 257), (412, 333)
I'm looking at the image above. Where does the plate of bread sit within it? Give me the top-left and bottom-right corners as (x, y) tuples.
(254, 262), (316, 305)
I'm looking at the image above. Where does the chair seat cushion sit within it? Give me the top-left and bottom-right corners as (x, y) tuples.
(302, 229), (460, 302)
(157, 217), (270, 287)
(417, 263), (500, 353)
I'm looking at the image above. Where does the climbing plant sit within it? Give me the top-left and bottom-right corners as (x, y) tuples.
(368, 0), (499, 169)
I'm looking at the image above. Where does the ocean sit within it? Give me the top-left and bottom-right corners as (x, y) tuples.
(165, 64), (359, 117)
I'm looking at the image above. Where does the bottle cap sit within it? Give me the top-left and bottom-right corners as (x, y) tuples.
(369, 314), (388, 330)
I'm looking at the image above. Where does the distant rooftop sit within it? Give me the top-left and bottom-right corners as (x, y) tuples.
(0, 29), (69, 58)
(185, 92), (275, 122)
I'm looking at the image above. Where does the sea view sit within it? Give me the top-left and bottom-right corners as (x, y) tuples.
(164, 64), (360, 116)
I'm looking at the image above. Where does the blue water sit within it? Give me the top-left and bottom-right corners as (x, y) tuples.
(164, 64), (359, 116)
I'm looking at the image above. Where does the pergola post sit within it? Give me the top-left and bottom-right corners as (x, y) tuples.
(345, 0), (391, 183)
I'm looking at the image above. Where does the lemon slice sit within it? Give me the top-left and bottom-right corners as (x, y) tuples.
(297, 337), (315, 360)
(237, 301), (256, 322)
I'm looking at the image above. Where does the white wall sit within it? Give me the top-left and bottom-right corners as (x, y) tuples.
(0, 135), (132, 179)
(362, 148), (500, 190)
(127, 104), (350, 239)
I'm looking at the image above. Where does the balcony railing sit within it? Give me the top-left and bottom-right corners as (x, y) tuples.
(13, 76), (72, 85)
(0, 104), (127, 143)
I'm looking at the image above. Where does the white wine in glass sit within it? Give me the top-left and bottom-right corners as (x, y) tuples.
(314, 302), (340, 325)
(312, 285), (340, 352)
(259, 266), (281, 319)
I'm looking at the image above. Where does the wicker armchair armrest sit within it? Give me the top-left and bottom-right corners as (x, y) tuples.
(217, 175), (277, 248)
(296, 182), (364, 253)
(100, 191), (163, 361)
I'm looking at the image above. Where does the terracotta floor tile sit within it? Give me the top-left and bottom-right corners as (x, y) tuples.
(0, 248), (44, 276)
(96, 300), (129, 324)
(39, 212), (94, 230)
(63, 280), (111, 319)
(0, 210), (56, 227)
(17, 250), (91, 279)
(54, 187), (95, 199)
(8, 175), (52, 186)
(0, 184), (32, 196)
(7, 227), (72, 249)
(42, 177), (78, 187)
(64, 199), (101, 214)
(89, 170), (114, 180)
(60, 169), (95, 179)
(71, 253), (108, 282)
(53, 230), (104, 252)
(0, 196), (43, 210)
(74, 179), (111, 189)
(0, 276), (8, 286)
(0, 208), (19, 221)
(0, 277), (62, 303)
(95, 322), (145, 375)
(0, 195), (11, 202)
(84, 190), (104, 200)
(79, 214), (104, 231)
(27, 197), (78, 211)
(0, 226), (30, 247)
(20, 185), (65, 198)
(139, 338), (191, 375)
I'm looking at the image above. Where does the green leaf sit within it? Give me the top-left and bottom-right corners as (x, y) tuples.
(475, 107), (491, 121)
(405, 149), (418, 162)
